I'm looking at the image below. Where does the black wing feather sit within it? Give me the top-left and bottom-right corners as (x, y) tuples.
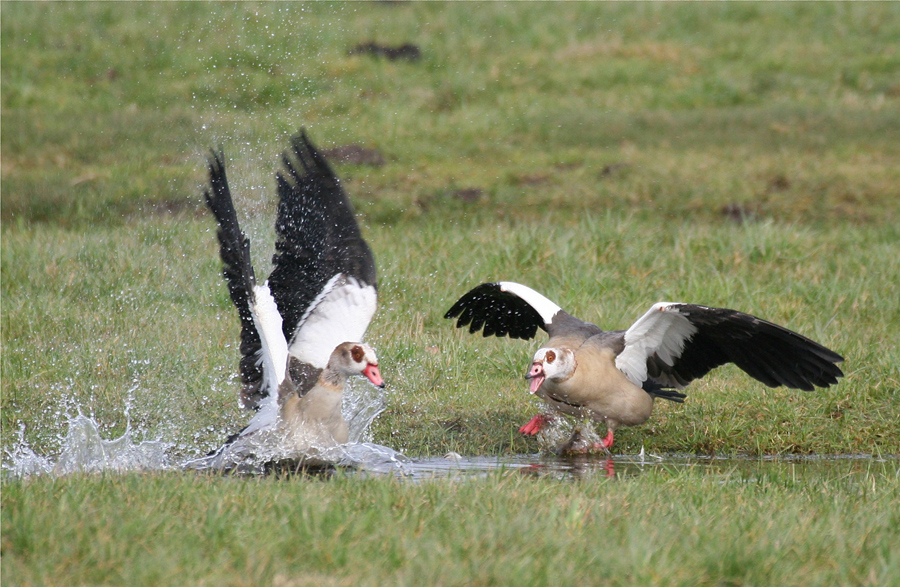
(444, 282), (546, 340)
(266, 130), (377, 345)
(203, 150), (266, 409)
(647, 305), (843, 391)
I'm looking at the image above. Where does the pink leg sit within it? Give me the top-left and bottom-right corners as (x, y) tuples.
(519, 413), (554, 436)
(591, 429), (614, 452)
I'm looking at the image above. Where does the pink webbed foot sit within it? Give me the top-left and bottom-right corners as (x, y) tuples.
(519, 413), (554, 436)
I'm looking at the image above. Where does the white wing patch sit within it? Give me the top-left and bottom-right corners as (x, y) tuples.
(250, 283), (289, 397)
(615, 303), (698, 387)
(498, 281), (562, 325)
(287, 274), (377, 369)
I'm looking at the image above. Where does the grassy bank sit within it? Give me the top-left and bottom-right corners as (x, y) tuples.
(4, 465), (900, 586)
(3, 3), (900, 585)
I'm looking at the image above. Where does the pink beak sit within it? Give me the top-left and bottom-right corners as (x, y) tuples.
(363, 363), (385, 388)
(525, 362), (545, 393)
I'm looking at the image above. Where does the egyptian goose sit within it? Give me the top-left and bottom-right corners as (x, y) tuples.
(445, 282), (844, 451)
(203, 131), (384, 460)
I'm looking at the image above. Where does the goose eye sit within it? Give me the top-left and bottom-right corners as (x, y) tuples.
(545, 350), (556, 364)
(350, 345), (364, 363)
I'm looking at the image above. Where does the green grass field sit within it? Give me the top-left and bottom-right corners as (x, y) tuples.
(3, 3), (900, 585)
(4, 464), (899, 586)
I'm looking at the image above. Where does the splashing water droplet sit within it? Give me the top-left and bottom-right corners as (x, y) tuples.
(3, 411), (173, 479)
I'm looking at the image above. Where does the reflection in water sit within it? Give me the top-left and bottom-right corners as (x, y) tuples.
(517, 458), (615, 480)
(389, 452), (900, 483)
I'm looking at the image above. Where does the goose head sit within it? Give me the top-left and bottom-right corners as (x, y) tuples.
(330, 342), (385, 388)
(525, 347), (575, 393)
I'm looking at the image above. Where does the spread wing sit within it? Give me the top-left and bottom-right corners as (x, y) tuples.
(615, 303), (844, 391)
(266, 130), (378, 368)
(204, 151), (286, 410)
(444, 281), (596, 340)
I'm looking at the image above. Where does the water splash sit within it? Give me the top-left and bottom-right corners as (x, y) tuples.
(3, 413), (172, 478)
(344, 377), (387, 443)
(3, 378), (407, 479)
(183, 434), (409, 476)
(182, 379), (407, 475)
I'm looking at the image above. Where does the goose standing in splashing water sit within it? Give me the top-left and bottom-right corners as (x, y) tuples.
(445, 282), (844, 453)
(202, 130), (384, 468)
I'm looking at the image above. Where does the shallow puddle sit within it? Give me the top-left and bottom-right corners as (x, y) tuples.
(388, 452), (900, 483)
(5, 410), (897, 483)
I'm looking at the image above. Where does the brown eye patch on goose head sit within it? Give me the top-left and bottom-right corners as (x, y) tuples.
(351, 345), (365, 363)
(545, 350), (556, 364)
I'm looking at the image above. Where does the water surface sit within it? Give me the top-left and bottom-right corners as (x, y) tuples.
(389, 452), (900, 483)
(5, 410), (896, 483)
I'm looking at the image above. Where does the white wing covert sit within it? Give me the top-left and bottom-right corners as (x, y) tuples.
(615, 303), (698, 387)
(287, 274), (378, 369)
